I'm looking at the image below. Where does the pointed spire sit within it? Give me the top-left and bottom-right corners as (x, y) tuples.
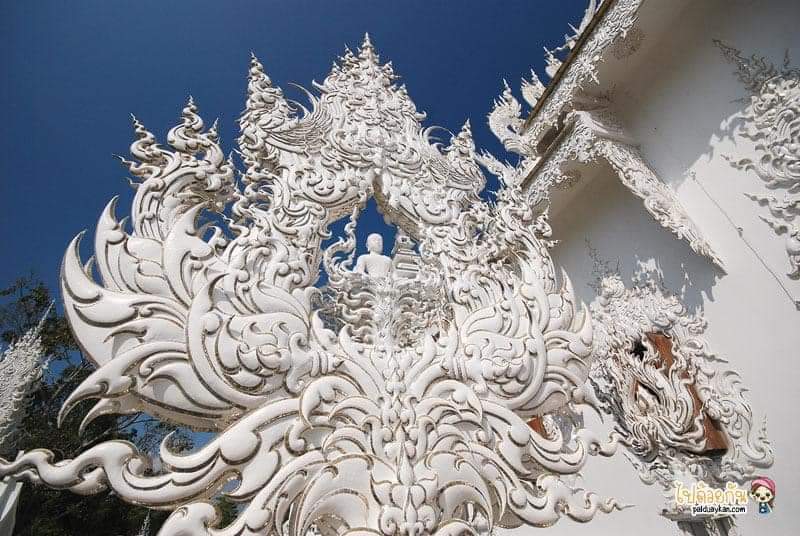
(574, 0), (598, 44)
(181, 95), (204, 133)
(452, 120), (478, 159)
(237, 53), (290, 220)
(244, 53), (290, 118)
(239, 52), (292, 152)
(381, 60), (397, 82)
(130, 114), (156, 150)
(168, 96), (205, 153)
(457, 119), (474, 145)
(444, 119), (484, 193)
(521, 69), (546, 108)
(339, 45), (357, 71)
(449, 119), (475, 153)
(544, 48), (562, 79)
(358, 32), (379, 64)
(248, 52), (273, 87)
(208, 118), (220, 143)
(125, 114), (164, 176)
(453, 119), (475, 150)
(0, 304), (52, 452)
(502, 78), (513, 98)
(495, 79), (519, 110)
(361, 32), (374, 52)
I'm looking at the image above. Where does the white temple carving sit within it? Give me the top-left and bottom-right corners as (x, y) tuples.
(716, 40), (800, 283)
(2, 1), (799, 535)
(0, 311), (49, 535)
(0, 34), (620, 536)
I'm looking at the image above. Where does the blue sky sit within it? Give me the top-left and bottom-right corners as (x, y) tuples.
(0, 0), (587, 293)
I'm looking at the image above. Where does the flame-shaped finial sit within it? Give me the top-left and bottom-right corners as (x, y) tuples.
(249, 52), (273, 86)
(458, 119), (474, 142)
(362, 32), (373, 49)
(358, 32), (379, 63)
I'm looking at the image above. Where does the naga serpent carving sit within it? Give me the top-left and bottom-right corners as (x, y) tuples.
(0, 36), (620, 535)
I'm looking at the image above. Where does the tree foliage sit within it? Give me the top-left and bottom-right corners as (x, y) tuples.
(0, 276), (201, 535)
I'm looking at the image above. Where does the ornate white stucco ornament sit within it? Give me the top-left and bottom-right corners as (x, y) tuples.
(589, 271), (773, 520)
(716, 40), (800, 280)
(542, 0), (599, 79)
(0, 307), (51, 535)
(0, 35), (621, 535)
(485, 2), (722, 270)
(0, 309), (50, 452)
(520, 70), (546, 110)
(489, 100), (724, 269)
(488, 0), (611, 162)
(521, 0), (644, 152)
(488, 80), (528, 157)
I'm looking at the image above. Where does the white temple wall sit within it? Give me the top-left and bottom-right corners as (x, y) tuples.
(612, 0), (800, 295)
(521, 1), (800, 534)
(545, 161), (799, 535)
(540, 165), (713, 536)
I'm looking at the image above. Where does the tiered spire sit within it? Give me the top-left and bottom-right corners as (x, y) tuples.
(0, 306), (51, 452)
(233, 53), (291, 226)
(238, 53), (291, 165)
(450, 120), (476, 153)
(358, 32), (379, 64)
(240, 53), (293, 133)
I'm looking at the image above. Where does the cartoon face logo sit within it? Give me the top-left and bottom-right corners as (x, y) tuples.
(751, 477), (776, 514)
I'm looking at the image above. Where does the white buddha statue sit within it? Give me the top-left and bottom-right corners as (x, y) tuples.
(354, 233), (393, 278)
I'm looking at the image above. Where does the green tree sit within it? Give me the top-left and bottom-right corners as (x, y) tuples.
(0, 277), (188, 535)
(215, 496), (239, 528)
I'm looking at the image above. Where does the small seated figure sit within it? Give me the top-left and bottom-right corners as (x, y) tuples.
(354, 233), (393, 278)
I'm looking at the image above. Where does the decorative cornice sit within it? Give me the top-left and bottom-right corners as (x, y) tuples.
(524, 110), (724, 269)
(521, 0), (644, 152)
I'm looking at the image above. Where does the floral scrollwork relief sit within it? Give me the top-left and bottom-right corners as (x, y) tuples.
(0, 35), (623, 536)
(589, 272), (773, 518)
(717, 40), (800, 279)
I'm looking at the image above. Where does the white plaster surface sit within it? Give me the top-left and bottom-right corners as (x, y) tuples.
(509, 1), (800, 534)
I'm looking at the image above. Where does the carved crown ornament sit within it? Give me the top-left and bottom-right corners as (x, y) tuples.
(0, 36), (627, 536)
(589, 270), (773, 520)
